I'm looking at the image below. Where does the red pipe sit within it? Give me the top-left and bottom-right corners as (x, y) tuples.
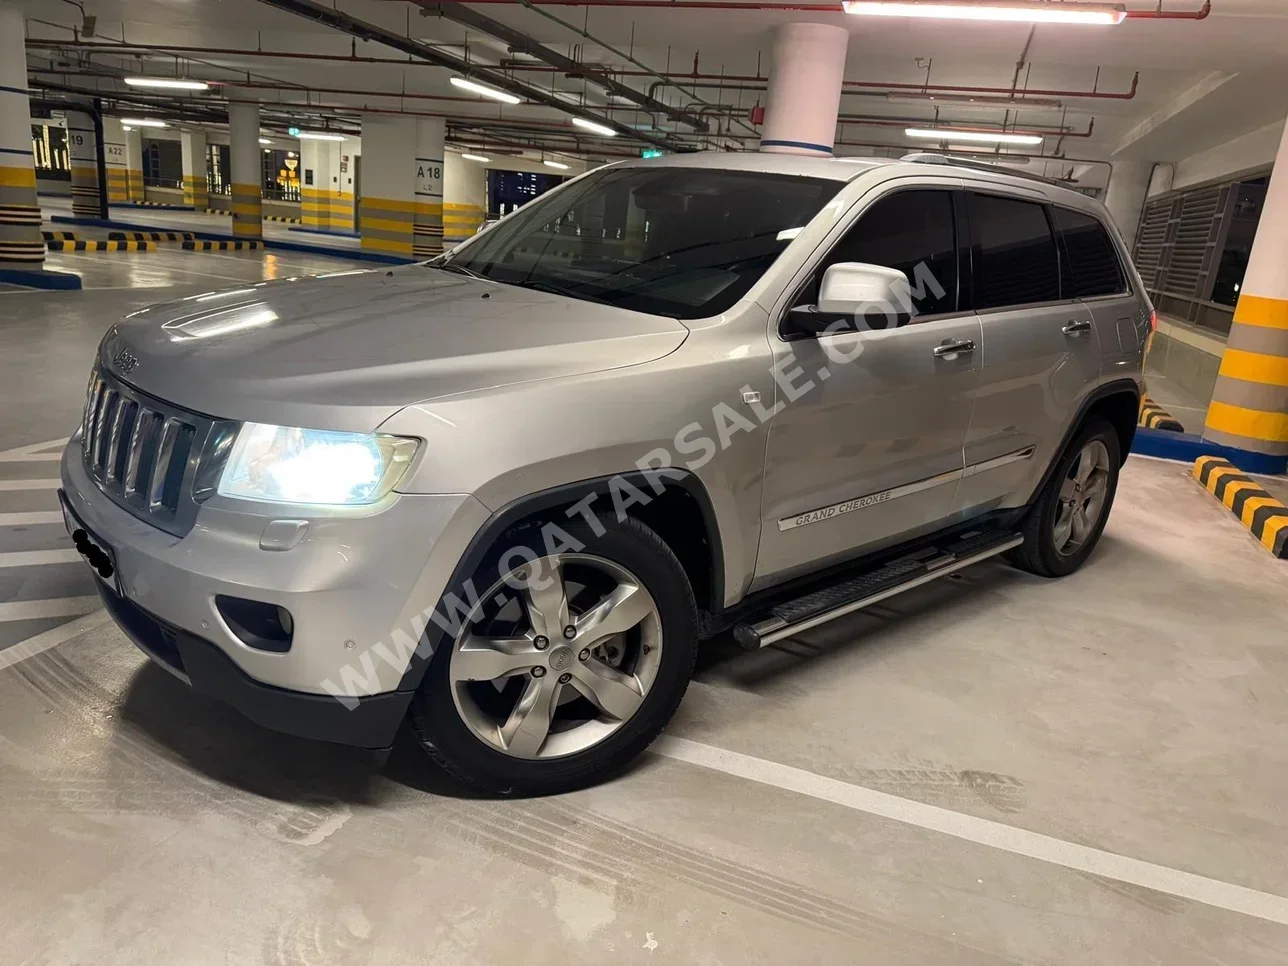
(1126, 0), (1211, 18)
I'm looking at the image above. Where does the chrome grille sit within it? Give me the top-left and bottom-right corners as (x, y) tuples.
(81, 368), (235, 536)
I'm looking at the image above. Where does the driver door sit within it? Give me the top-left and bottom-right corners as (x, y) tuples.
(754, 186), (981, 588)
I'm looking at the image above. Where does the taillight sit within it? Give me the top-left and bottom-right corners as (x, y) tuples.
(1149, 309), (1158, 332)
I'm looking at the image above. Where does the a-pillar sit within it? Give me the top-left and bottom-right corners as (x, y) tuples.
(1104, 160), (1154, 247)
(758, 23), (850, 156)
(102, 117), (131, 204)
(443, 150), (486, 246)
(414, 118), (445, 258)
(181, 129), (209, 210)
(124, 125), (144, 202)
(66, 109), (100, 217)
(0, 3), (44, 273)
(228, 98), (262, 241)
(358, 114), (415, 258)
(1202, 120), (1288, 475)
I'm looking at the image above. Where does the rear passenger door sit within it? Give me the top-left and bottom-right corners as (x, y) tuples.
(954, 190), (1103, 516)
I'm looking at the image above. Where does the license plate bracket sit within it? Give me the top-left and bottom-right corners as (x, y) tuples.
(59, 491), (122, 597)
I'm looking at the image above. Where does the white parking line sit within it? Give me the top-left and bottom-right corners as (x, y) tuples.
(651, 736), (1288, 928)
(0, 453), (61, 463)
(0, 610), (111, 673)
(0, 512), (64, 527)
(0, 438), (68, 458)
(0, 480), (61, 491)
(0, 596), (100, 621)
(0, 550), (82, 568)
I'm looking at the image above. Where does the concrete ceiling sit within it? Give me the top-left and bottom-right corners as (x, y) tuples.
(19, 0), (1288, 176)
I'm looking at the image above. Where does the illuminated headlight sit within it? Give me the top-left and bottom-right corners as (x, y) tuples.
(217, 423), (419, 505)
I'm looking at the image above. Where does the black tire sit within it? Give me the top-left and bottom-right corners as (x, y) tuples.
(1008, 417), (1121, 578)
(409, 514), (698, 797)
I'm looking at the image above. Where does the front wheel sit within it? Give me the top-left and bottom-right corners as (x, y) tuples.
(410, 514), (698, 796)
(1009, 417), (1121, 578)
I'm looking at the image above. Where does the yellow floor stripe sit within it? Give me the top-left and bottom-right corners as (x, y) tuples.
(1217, 348), (1288, 386)
(1205, 400), (1288, 444)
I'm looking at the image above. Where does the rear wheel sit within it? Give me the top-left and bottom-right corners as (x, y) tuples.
(410, 515), (697, 796)
(1009, 418), (1120, 578)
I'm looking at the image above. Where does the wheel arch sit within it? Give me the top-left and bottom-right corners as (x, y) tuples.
(1027, 378), (1140, 505)
(395, 469), (724, 694)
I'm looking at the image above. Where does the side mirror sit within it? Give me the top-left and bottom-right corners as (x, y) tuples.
(817, 262), (913, 322)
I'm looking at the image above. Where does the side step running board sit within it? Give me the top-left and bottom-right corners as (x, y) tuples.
(733, 530), (1023, 650)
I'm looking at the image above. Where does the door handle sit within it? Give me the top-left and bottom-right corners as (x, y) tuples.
(1063, 319), (1093, 334)
(933, 339), (976, 358)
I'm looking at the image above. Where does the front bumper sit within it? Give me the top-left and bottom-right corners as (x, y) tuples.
(61, 435), (490, 747)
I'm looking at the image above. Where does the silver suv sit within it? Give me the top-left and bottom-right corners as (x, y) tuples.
(60, 152), (1149, 795)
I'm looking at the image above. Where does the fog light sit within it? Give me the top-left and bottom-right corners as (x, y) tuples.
(215, 596), (294, 653)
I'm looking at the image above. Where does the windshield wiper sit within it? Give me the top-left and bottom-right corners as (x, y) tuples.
(430, 261), (486, 280)
(505, 278), (612, 306)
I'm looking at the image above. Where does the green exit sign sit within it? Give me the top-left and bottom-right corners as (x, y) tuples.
(641, 148), (664, 159)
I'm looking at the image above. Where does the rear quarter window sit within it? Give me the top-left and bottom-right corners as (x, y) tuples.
(1052, 206), (1128, 299)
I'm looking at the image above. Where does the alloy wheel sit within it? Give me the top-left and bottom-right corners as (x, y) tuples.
(1053, 439), (1111, 557)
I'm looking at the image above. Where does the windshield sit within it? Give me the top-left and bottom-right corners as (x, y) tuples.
(438, 166), (843, 320)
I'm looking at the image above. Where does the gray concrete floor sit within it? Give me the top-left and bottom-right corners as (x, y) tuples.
(2, 255), (1288, 964)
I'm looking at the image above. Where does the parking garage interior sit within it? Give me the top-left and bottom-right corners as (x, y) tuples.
(3, 0), (1288, 963)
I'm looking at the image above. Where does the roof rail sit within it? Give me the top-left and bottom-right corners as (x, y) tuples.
(899, 152), (1071, 188)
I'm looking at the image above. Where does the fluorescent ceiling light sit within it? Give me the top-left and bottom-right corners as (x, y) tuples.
(887, 91), (1063, 109)
(259, 138), (271, 145)
(572, 117), (616, 137)
(543, 159), (571, 170)
(122, 125), (133, 131)
(905, 127), (1044, 145)
(460, 153), (491, 163)
(843, 1), (1126, 25)
(120, 118), (167, 128)
(450, 76), (522, 105)
(124, 77), (210, 91)
(296, 131), (346, 141)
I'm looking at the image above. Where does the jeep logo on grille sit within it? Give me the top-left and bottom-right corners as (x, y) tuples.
(113, 348), (139, 374)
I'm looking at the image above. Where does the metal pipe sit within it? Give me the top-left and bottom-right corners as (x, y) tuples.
(421, 0), (1211, 15)
(648, 73), (1138, 101)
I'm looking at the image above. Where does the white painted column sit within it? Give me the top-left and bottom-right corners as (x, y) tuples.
(1104, 160), (1154, 247)
(0, 3), (44, 269)
(102, 117), (130, 204)
(1202, 119), (1288, 474)
(414, 118), (445, 258)
(65, 109), (100, 217)
(228, 97), (261, 240)
(359, 114), (415, 258)
(123, 125), (144, 201)
(443, 149), (486, 246)
(758, 23), (850, 157)
(180, 129), (208, 210)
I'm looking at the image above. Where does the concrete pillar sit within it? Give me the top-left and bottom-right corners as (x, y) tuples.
(66, 109), (100, 217)
(300, 139), (353, 232)
(414, 118), (445, 258)
(443, 149), (487, 246)
(336, 140), (357, 233)
(228, 99), (262, 240)
(758, 23), (850, 156)
(1202, 120), (1288, 475)
(0, 4), (44, 270)
(102, 117), (130, 204)
(180, 129), (209, 210)
(358, 114), (415, 258)
(1104, 160), (1154, 247)
(123, 125), (144, 202)
(300, 140), (330, 229)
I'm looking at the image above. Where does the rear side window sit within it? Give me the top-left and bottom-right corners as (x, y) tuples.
(1052, 207), (1127, 298)
(820, 189), (959, 317)
(967, 193), (1061, 310)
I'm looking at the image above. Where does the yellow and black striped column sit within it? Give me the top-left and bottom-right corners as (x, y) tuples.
(0, 7), (44, 270)
(102, 118), (130, 203)
(125, 126), (144, 202)
(180, 130), (209, 210)
(228, 100), (262, 241)
(66, 110), (101, 218)
(1202, 120), (1288, 475)
(360, 198), (414, 257)
(414, 119), (445, 258)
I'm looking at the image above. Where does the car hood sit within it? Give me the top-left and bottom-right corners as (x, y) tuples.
(100, 267), (689, 433)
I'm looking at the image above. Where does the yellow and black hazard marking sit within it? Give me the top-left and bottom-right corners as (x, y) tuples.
(108, 230), (195, 242)
(205, 207), (231, 215)
(46, 240), (156, 252)
(1193, 456), (1288, 558)
(182, 239), (263, 251)
(1140, 396), (1184, 432)
(41, 230), (78, 241)
(263, 214), (301, 223)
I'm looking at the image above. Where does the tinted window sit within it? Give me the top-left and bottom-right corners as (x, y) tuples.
(968, 193), (1060, 310)
(442, 167), (842, 320)
(1053, 207), (1126, 298)
(822, 189), (958, 319)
